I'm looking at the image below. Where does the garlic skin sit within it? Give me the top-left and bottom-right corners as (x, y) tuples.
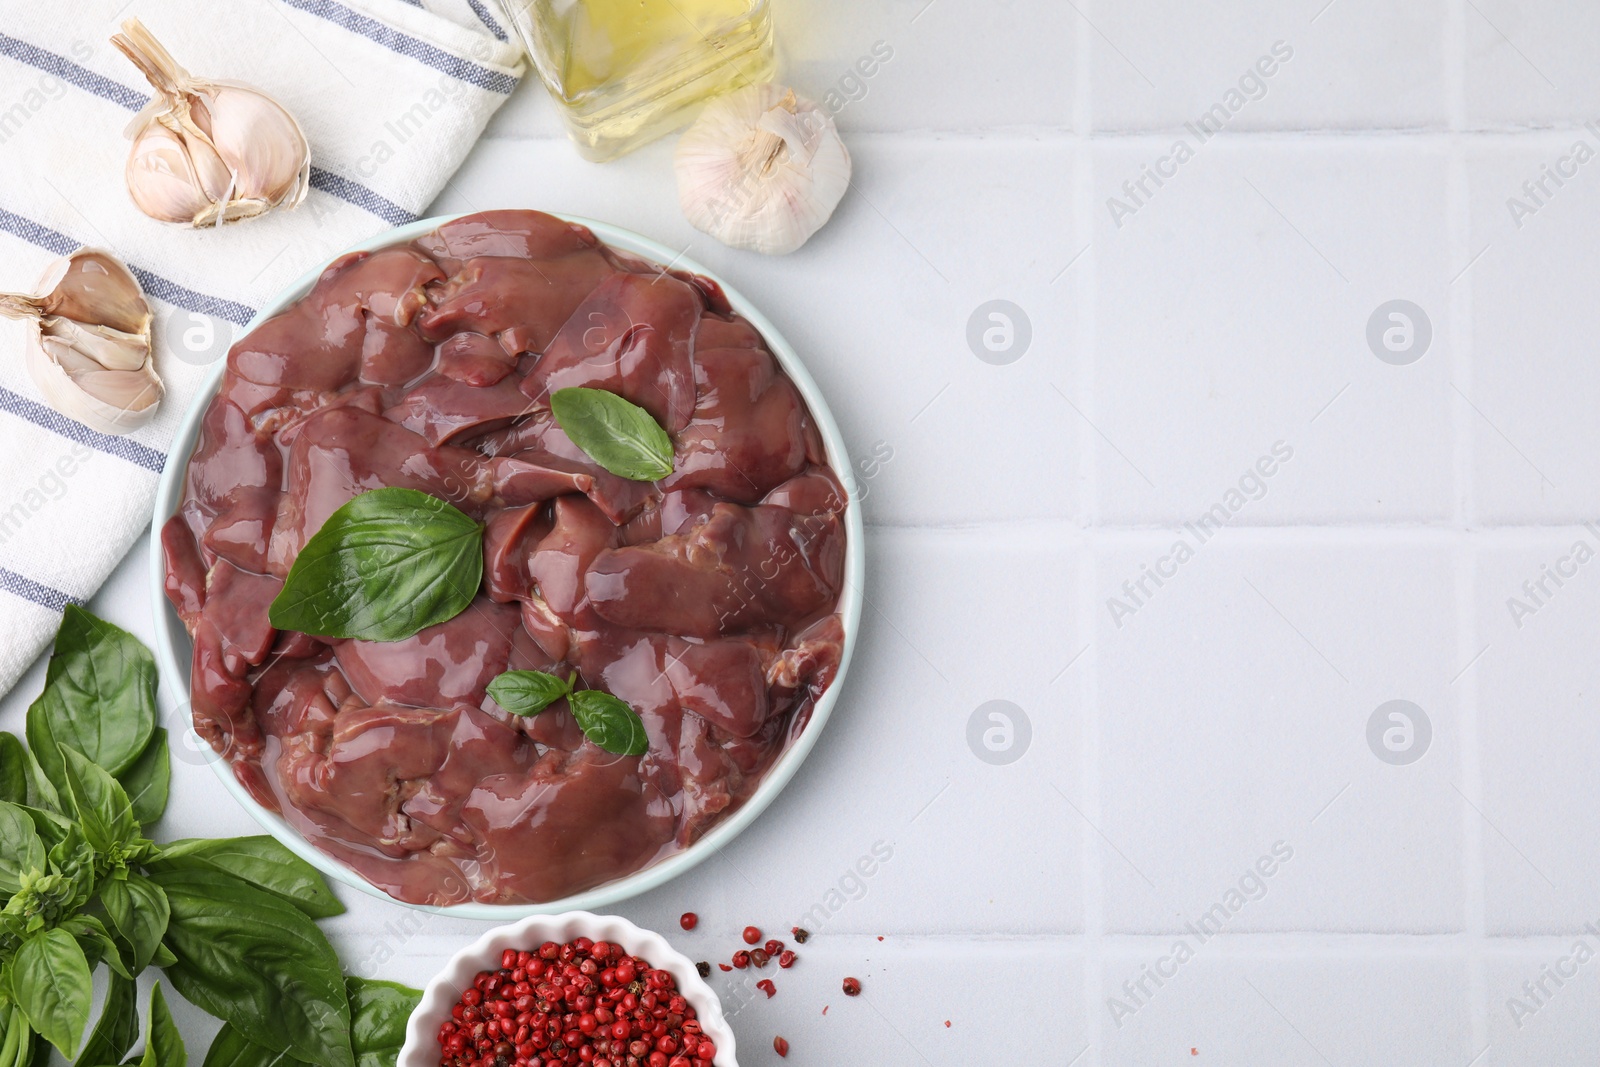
(676, 84), (852, 256)
(0, 249), (162, 435)
(112, 19), (310, 227)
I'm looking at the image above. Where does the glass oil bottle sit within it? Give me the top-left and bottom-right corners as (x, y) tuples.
(508, 0), (777, 162)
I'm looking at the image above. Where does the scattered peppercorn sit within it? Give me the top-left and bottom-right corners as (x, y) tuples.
(774, 1036), (790, 1058)
(718, 963), (732, 972)
(680, 912), (698, 930)
(732, 951), (750, 969)
(742, 926), (762, 945)
(791, 927), (810, 944)
(842, 977), (862, 996)
(750, 948), (770, 968)
(435, 940), (717, 1067)
(756, 979), (776, 999)
(778, 950), (797, 969)
(696, 961), (711, 978)
(764, 939), (784, 955)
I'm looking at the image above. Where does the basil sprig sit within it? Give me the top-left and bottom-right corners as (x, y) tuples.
(269, 487), (485, 642)
(0, 607), (420, 1067)
(550, 387), (675, 482)
(488, 670), (649, 756)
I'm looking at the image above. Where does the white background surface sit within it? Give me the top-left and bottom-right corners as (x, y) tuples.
(6, 0), (1600, 1063)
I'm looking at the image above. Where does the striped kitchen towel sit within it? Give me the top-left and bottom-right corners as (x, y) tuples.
(0, 0), (526, 696)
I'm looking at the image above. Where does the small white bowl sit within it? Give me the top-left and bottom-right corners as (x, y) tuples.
(398, 911), (736, 1067)
(147, 213), (864, 918)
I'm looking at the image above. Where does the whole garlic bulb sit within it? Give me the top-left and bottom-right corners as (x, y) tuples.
(0, 249), (162, 434)
(112, 18), (310, 227)
(676, 84), (851, 256)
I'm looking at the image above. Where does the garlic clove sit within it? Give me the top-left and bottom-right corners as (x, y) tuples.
(126, 120), (234, 225)
(30, 249), (150, 335)
(112, 18), (311, 227)
(675, 83), (852, 256)
(197, 84), (311, 211)
(28, 347), (162, 433)
(41, 318), (151, 371)
(1, 247), (162, 435)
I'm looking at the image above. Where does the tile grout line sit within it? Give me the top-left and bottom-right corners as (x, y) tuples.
(1074, 7), (1103, 1063)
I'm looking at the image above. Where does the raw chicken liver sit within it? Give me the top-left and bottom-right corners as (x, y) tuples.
(161, 211), (847, 905)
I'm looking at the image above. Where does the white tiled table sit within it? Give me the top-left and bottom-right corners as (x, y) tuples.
(7, 1), (1600, 1062)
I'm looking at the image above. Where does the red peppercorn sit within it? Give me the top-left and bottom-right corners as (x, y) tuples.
(741, 926), (761, 945)
(756, 979), (776, 999)
(718, 963), (731, 972)
(778, 950), (796, 969)
(679, 912), (698, 931)
(764, 940), (783, 955)
(774, 1036), (790, 1058)
(731, 951), (750, 969)
(842, 976), (862, 996)
(750, 949), (770, 968)
(437, 939), (707, 1067)
(791, 927), (810, 944)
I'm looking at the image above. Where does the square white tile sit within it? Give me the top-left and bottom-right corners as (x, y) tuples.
(1463, 0), (1600, 127)
(1091, 142), (1456, 525)
(1094, 536), (1466, 933)
(1098, 952), (1474, 1067)
(1089, 0), (1449, 131)
(777, 0), (1075, 132)
(1483, 949), (1600, 1066)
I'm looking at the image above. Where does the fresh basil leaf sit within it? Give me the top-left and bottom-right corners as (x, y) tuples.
(95, 877), (134, 947)
(19, 804), (71, 853)
(19, 741), (60, 814)
(567, 690), (649, 756)
(118, 729), (170, 827)
(97, 872), (168, 974)
(551, 387), (675, 481)
(151, 866), (354, 1067)
(26, 606), (157, 784)
(74, 971), (137, 1067)
(151, 838), (343, 920)
(139, 985), (185, 1067)
(200, 982), (421, 1067)
(55, 746), (137, 853)
(486, 670), (572, 717)
(58, 915), (132, 981)
(268, 488), (484, 642)
(150, 942), (177, 969)
(346, 978), (420, 1067)
(203, 1022), (309, 1067)
(124, 873), (171, 973)
(12, 927), (92, 1058)
(0, 734), (25, 806)
(0, 802), (45, 897)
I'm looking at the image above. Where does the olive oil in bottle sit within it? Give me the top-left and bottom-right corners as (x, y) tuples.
(510, 0), (776, 162)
